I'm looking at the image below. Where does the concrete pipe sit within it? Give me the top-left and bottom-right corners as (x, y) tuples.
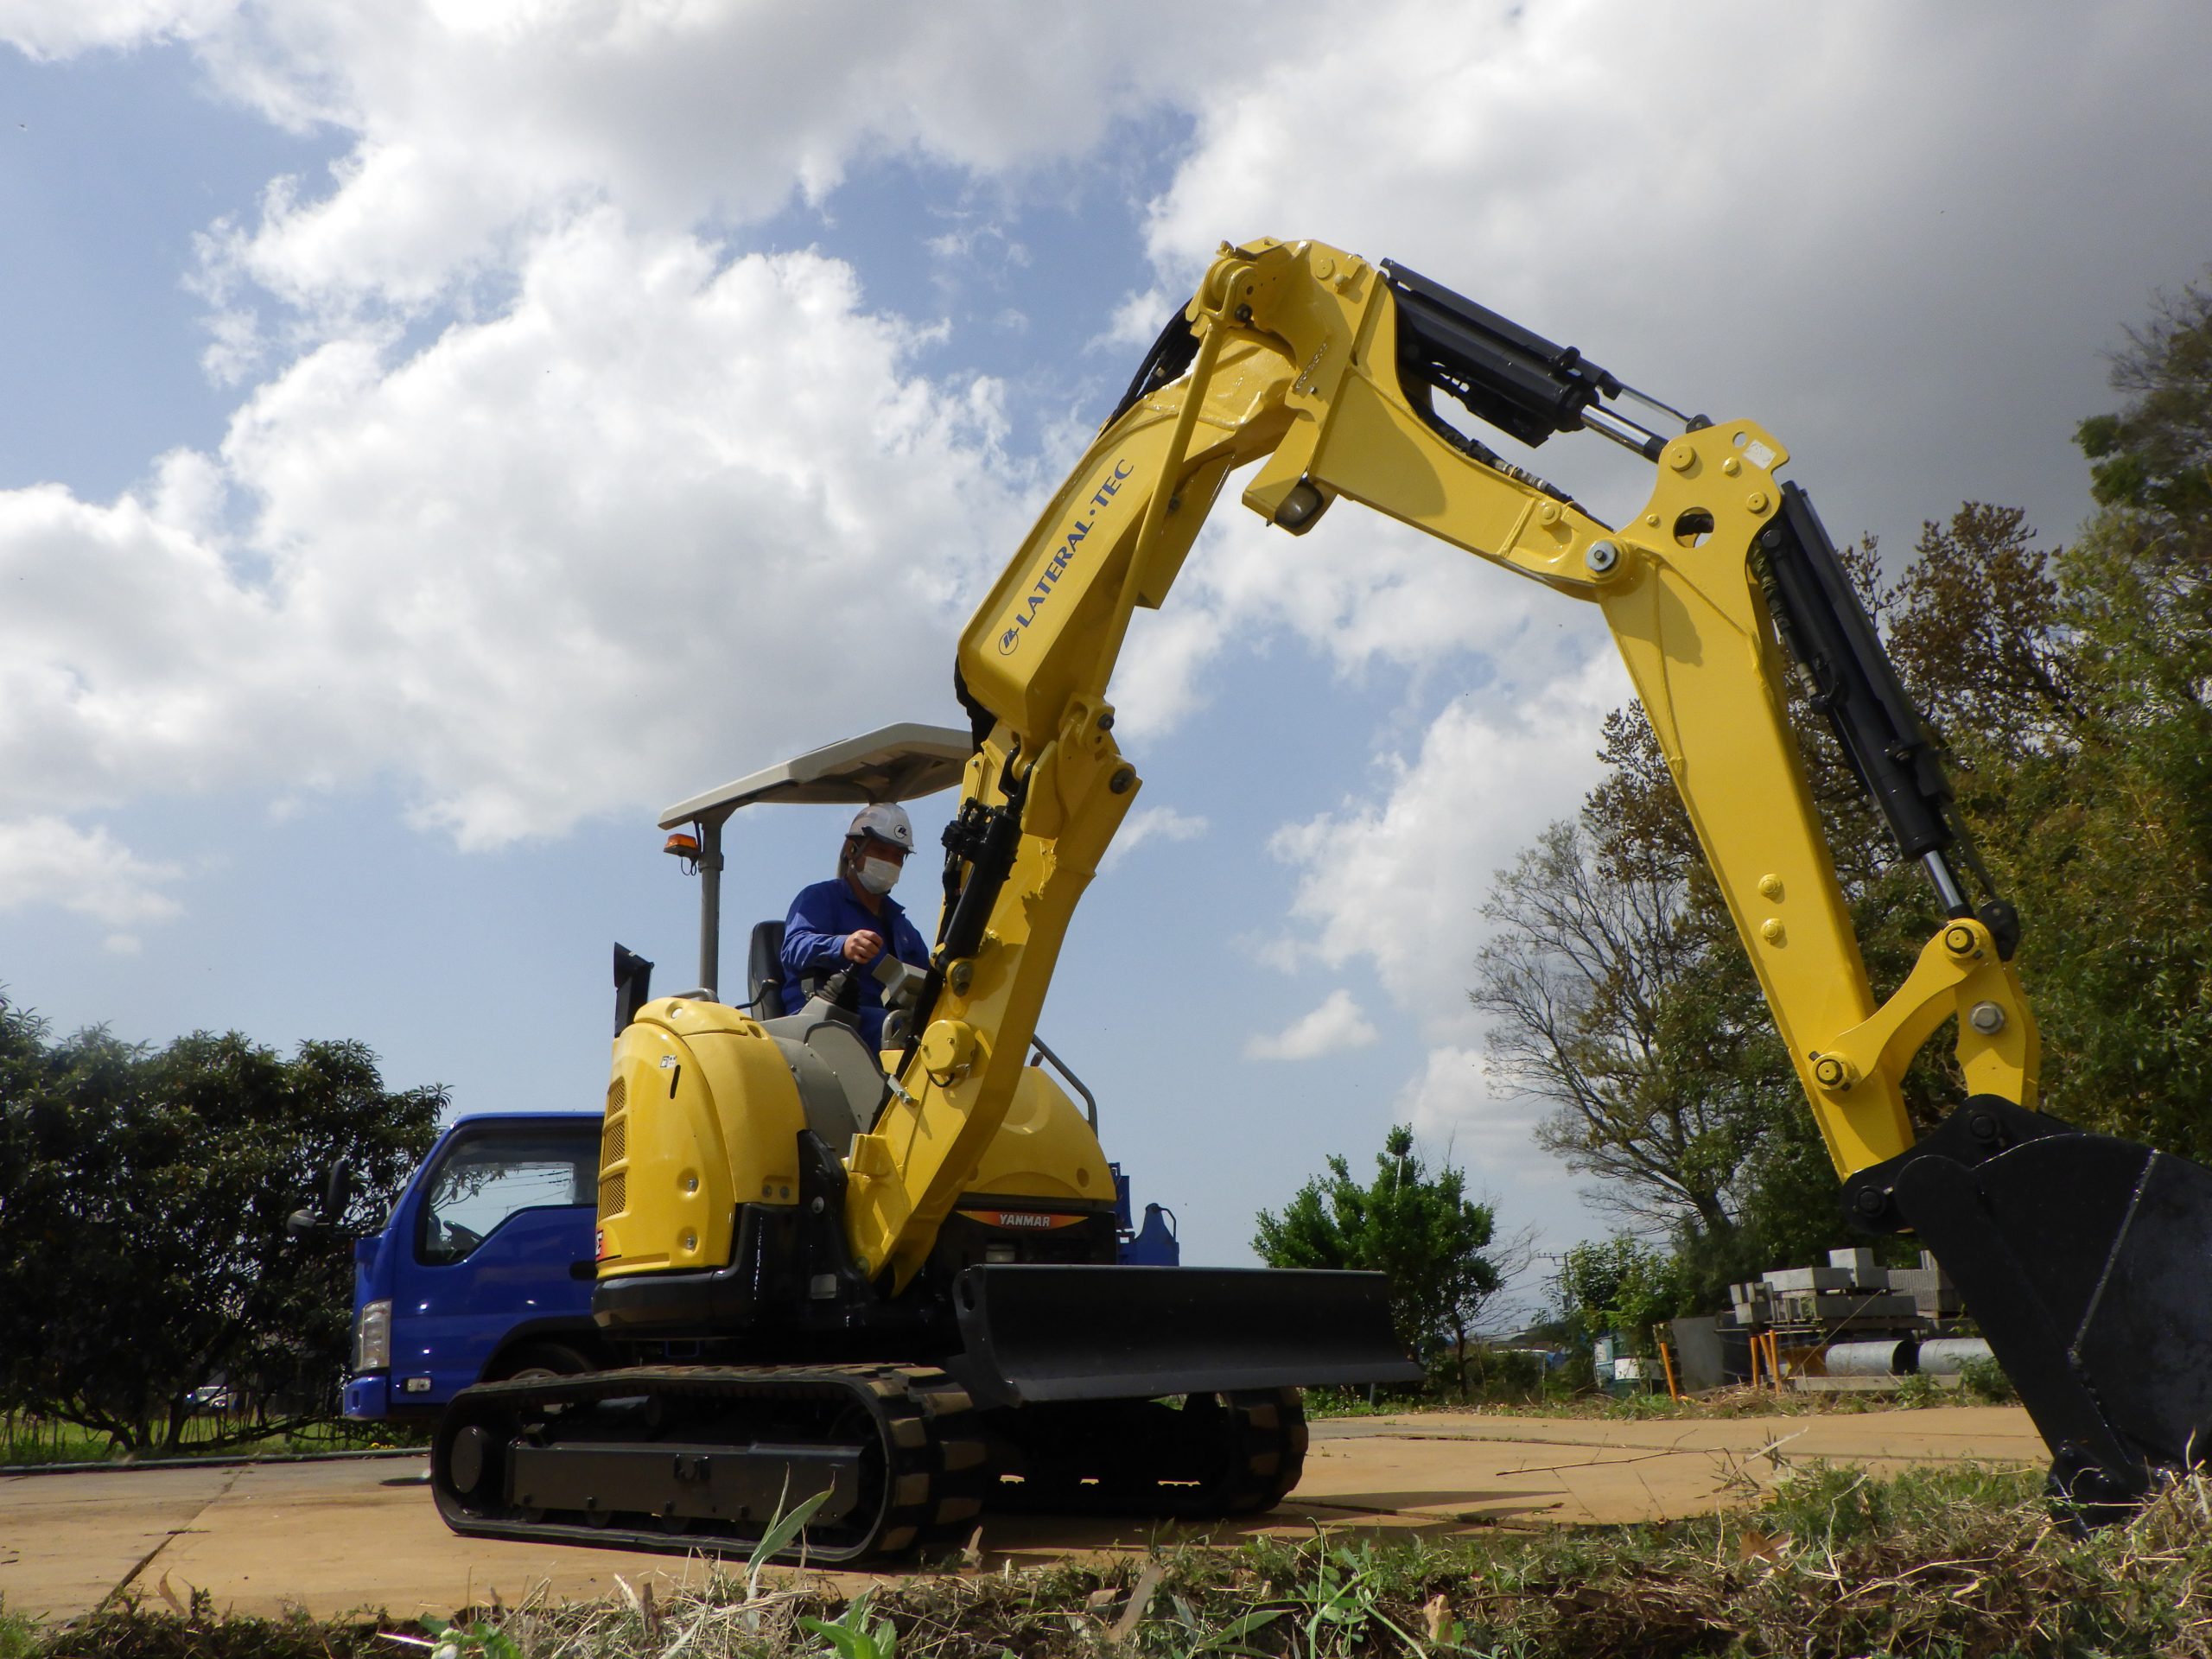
(1915, 1337), (1995, 1376)
(1821, 1338), (1916, 1376)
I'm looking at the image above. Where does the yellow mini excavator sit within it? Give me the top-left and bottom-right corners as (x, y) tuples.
(433, 237), (2212, 1558)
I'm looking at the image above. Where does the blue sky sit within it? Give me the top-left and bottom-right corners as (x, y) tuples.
(4, 3), (2210, 1305)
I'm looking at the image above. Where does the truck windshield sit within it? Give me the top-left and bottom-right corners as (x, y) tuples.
(417, 1124), (598, 1266)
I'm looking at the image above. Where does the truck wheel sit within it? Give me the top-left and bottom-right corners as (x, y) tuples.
(491, 1341), (595, 1383)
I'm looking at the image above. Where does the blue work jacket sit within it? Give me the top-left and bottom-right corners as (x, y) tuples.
(779, 879), (931, 1047)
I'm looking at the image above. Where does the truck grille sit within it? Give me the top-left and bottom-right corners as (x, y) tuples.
(601, 1116), (626, 1169)
(599, 1171), (626, 1217)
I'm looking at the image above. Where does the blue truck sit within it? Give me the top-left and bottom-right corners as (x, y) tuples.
(344, 1111), (1179, 1422)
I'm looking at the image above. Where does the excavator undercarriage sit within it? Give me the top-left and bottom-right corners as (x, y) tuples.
(434, 1364), (1309, 1560)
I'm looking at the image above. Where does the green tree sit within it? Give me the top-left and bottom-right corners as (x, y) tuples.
(0, 1002), (442, 1452)
(1254, 1125), (1502, 1393)
(1555, 1234), (1681, 1350)
(2014, 275), (2212, 1158)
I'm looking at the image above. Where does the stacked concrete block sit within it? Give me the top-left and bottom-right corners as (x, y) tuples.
(1727, 1281), (1775, 1326)
(1757, 1263), (1917, 1325)
(1768, 1288), (1920, 1323)
(1886, 1249), (1963, 1319)
(1826, 1247), (1888, 1287)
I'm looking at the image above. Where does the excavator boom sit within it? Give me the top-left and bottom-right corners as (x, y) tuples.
(871, 237), (2209, 1516)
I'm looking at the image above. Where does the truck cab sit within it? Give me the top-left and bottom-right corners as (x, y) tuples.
(343, 1112), (606, 1422)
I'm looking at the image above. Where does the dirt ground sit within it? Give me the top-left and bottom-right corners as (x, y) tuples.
(0, 1405), (2042, 1624)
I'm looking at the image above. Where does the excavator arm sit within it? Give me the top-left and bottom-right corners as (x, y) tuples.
(851, 237), (2028, 1278)
(854, 237), (2212, 1517)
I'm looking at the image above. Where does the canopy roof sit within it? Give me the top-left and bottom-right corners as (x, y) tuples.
(657, 722), (973, 830)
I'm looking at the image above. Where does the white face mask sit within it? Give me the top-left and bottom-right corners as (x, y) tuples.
(856, 854), (902, 896)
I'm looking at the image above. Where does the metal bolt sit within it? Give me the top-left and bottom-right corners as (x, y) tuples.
(1109, 766), (1136, 794)
(1760, 918), (1785, 943)
(947, 960), (974, 995)
(1722, 457), (1742, 477)
(1854, 1185), (1890, 1219)
(1540, 502), (1561, 525)
(1667, 442), (1695, 473)
(1813, 1055), (1852, 1090)
(1586, 541), (1620, 575)
(1096, 710), (1115, 731)
(1746, 490), (1770, 513)
(1943, 924), (1978, 957)
(1645, 512), (1662, 527)
(1758, 874), (1784, 900)
(1968, 1001), (2008, 1035)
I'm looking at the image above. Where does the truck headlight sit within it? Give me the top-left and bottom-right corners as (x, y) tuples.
(353, 1299), (392, 1372)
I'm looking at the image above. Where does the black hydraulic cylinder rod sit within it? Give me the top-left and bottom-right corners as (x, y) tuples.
(1753, 483), (1959, 876)
(1380, 259), (1624, 448)
(897, 766), (1029, 1075)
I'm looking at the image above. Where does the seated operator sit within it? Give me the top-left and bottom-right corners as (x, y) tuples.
(779, 804), (931, 1048)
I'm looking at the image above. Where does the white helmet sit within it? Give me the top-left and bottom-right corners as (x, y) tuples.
(846, 802), (914, 852)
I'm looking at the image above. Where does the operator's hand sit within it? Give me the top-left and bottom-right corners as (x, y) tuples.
(842, 929), (886, 965)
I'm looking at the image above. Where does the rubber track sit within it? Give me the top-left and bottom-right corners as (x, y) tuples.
(431, 1363), (987, 1564)
(988, 1388), (1309, 1518)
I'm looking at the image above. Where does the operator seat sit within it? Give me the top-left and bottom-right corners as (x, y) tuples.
(747, 920), (787, 1015)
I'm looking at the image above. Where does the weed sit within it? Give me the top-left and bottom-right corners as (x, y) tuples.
(36, 1463), (2212, 1659)
(0, 1601), (39, 1659)
(1957, 1353), (2020, 1403)
(798, 1592), (898, 1659)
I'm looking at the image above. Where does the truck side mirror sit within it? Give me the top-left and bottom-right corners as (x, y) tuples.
(285, 1157), (353, 1241)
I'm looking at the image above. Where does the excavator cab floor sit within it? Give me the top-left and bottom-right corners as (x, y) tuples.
(1847, 1097), (2212, 1518)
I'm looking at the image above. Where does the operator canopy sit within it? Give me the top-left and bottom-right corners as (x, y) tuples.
(658, 722), (971, 830)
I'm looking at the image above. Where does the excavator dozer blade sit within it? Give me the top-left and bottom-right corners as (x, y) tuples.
(947, 1263), (1426, 1407)
(1847, 1097), (2212, 1517)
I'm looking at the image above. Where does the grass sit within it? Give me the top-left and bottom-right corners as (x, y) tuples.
(0, 1411), (428, 1466)
(1310, 1373), (2014, 1425)
(20, 1461), (2212, 1658)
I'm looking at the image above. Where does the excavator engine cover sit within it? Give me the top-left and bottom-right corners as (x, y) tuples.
(1847, 1096), (2212, 1517)
(947, 1263), (1425, 1406)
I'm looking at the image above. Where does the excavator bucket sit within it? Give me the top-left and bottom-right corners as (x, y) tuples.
(946, 1263), (1426, 1407)
(1847, 1097), (2212, 1517)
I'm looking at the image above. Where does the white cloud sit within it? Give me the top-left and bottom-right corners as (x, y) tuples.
(1138, 0), (2212, 564)
(0, 222), (1026, 918)
(9, 0), (2210, 986)
(1270, 649), (1629, 1032)
(1261, 649), (1629, 1173)
(14, 1), (1293, 325)
(0, 0), (235, 60)
(1244, 987), (1378, 1061)
(1094, 286), (1176, 353)
(1099, 804), (1209, 873)
(1395, 1045), (1565, 1194)
(0, 817), (183, 928)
